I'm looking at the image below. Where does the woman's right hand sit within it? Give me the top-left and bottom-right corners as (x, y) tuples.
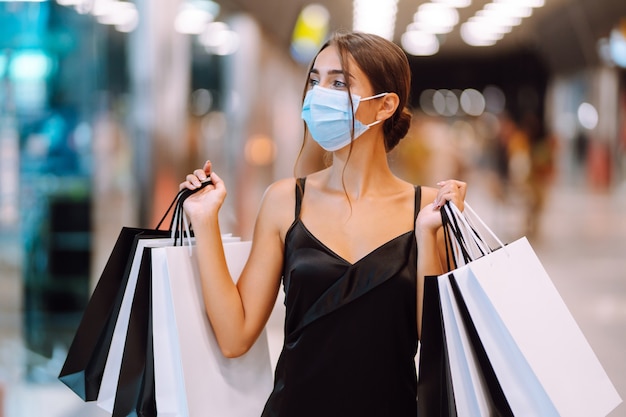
(179, 160), (227, 222)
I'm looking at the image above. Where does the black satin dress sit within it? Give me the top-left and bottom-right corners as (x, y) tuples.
(261, 179), (420, 417)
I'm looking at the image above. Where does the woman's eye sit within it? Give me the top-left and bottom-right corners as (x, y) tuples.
(308, 78), (319, 87)
(332, 80), (347, 89)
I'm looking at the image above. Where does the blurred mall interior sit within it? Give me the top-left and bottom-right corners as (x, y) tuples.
(0, 0), (625, 415)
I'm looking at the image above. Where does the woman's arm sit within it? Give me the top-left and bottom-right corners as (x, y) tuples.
(415, 180), (466, 339)
(182, 163), (292, 357)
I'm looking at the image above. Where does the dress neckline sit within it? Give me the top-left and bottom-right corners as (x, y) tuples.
(297, 220), (414, 267)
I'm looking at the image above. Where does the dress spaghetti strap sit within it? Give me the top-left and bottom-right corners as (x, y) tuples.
(295, 177), (306, 219)
(414, 185), (422, 224)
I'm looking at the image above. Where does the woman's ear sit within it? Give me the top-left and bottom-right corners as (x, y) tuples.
(377, 93), (400, 121)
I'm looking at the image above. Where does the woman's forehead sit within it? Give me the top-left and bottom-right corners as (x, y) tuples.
(312, 45), (364, 80)
(313, 45), (343, 71)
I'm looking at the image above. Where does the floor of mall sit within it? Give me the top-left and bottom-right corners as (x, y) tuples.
(0, 173), (624, 416)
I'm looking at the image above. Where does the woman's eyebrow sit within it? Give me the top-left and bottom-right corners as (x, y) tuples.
(310, 68), (345, 76)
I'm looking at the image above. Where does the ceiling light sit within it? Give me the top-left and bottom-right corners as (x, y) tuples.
(495, 0), (544, 8)
(476, 9), (522, 27)
(115, 9), (138, 32)
(174, 0), (220, 35)
(432, 0), (471, 8)
(461, 0), (540, 47)
(484, 2), (531, 19)
(199, 22), (240, 55)
(96, 2), (137, 26)
(401, 30), (439, 56)
(353, 0), (399, 41)
(460, 21), (500, 46)
(91, 0), (115, 16)
(412, 2), (459, 34)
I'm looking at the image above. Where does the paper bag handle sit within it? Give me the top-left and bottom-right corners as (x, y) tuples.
(442, 200), (506, 268)
(155, 179), (213, 246)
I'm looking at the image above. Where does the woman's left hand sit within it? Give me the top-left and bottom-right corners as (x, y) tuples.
(416, 179), (467, 234)
(434, 179), (467, 211)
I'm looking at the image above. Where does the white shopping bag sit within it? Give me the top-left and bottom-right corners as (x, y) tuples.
(420, 202), (622, 417)
(436, 276), (495, 417)
(151, 240), (274, 417)
(446, 237), (622, 417)
(96, 237), (176, 413)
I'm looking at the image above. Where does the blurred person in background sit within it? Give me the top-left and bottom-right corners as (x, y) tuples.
(180, 31), (466, 416)
(494, 111), (532, 197)
(524, 112), (557, 239)
(487, 112), (528, 237)
(492, 111), (554, 239)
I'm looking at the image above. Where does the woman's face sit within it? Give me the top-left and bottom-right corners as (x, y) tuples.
(307, 45), (378, 123)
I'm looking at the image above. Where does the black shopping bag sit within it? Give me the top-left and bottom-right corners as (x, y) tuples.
(111, 247), (156, 417)
(416, 276), (455, 417)
(416, 274), (512, 417)
(58, 227), (169, 401)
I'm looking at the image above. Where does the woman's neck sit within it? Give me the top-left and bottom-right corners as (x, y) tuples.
(323, 136), (398, 199)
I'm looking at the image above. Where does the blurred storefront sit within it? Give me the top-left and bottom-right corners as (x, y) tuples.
(0, 1), (101, 382)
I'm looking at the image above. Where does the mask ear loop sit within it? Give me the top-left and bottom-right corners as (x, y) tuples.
(358, 92), (389, 128)
(359, 92), (389, 102)
(365, 119), (383, 128)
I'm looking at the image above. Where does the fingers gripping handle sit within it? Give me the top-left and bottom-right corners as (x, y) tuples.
(155, 179), (213, 247)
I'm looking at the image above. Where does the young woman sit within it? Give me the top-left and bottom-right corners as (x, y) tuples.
(180, 31), (466, 416)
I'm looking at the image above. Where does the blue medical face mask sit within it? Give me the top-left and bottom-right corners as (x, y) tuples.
(301, 86), (388, 152)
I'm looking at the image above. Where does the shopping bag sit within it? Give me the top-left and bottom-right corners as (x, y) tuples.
(416, 277), (456, 417)
(58, 181), (200, 402)
(58, 227), (170, 401)
(449, 237), (622, 416)
(417, 275), (512, 417)
(95, 182), (215, 414)
(96, 237), (176, 414)
(418, 202), (622, 417)
(151, 240), (274, 417)
(110, 246), (156, 417)
(418, 202), (511, 417)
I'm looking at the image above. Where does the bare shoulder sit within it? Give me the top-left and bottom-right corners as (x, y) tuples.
(257, 177), (298, 237)
(420, 185), (438, 209)
(261, 177), (297, 208)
